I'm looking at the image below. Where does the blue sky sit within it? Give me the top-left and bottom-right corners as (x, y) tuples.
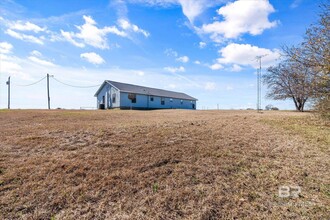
(0, 0), (320, 109)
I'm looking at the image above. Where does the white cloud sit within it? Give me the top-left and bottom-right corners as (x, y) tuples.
(178, 1), (233, 23)
(176, 55), (189, 63)
(118, 19), (150, 37)
(60, 30), (85, 48)
(165, 49), (189, 63)
(1, 17), (47, 44)
(204, 82), (216, 91)
(230, 64), (242, 72)
(290, 0), (302, 8)
(164, 66), (185, 73)
(0, 42), (13, 54)
(168, 83), (177, 89)
(27, 50), (56, 67)
(60, 15), (149, 49)
(61, 15), (127, 49)
(129, 0), (177, 7)
(216, 43), (281, 68)
(132, 70), (145, 76)
(0, 42), (25, 77)
(11, 21), (46, 33)
(177, 0), (207, 23)
(80, 52), (105, 65)
(30, 50), (42, 57)
(0, 53), (30, 79)
(76, 15), (127, 47)
(194, 60), (201, 65)
(129, 0), (223, 23)
(164, 48), (178, 57)
(28, 56), (56, 67)
(199, 41), (206, 48)
(201, 0), (278, 41)
(5, 29), (44, 44)
(209, 63), (223, 70)
(226, 85), (233, 90)
(0, 54), (22, 74)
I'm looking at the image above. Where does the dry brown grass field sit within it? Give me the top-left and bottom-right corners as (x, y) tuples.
(0, 109), (329, 219)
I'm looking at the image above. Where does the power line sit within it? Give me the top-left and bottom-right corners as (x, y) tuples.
(13, 76), (47, 87)
(52, 77), (101, 88)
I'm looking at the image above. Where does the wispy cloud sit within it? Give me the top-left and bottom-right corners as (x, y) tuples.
(28, 56), (56, 67)
(111, 0), (150, 39)
(165, 48), (178, 57)
(10, 21), (46, 33)
(165, 48), (189, 63)
(199, 41), (206, 49)
(290, 0), (303, 9)
(0, 42), (13, 54)
(5, 29), (44, 44)
(164, 66), (185, 73)
(204, 82), (216, 91)
(118, 19), (150, 37)
(128, 0), (225, 23)
(28, 50), (56, 67)
(1, 17), (47, 45)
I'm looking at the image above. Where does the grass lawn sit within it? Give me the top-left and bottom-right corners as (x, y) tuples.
(0, 110), (329, 219)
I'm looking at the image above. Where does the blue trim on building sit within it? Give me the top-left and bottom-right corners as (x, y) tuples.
(95, 81), (197, 110)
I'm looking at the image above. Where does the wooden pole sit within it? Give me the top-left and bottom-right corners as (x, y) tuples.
(6, 76), (10, 109)
(47, 73), (50, 109)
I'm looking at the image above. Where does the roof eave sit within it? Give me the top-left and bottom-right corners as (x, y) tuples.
(94, 81), (109, 97)
(106, 81), (121, 92)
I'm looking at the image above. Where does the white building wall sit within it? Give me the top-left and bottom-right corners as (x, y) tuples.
(96, 83), (120, 109)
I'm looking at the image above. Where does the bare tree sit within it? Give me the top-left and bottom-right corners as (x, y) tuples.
(263, 60), (316, 112)
(283, 3), (329, 115)
(283, 4), (329, 73)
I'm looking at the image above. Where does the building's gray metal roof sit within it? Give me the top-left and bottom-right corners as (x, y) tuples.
(95, 80), (197, 101)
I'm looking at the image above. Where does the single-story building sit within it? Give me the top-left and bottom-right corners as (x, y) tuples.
(94, 80), (197, 110)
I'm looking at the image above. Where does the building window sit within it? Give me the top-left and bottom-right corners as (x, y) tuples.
(161, 97), (165, 105)
(170, 98), (173, 102)
(112, 93), (116, 103)
(128, 93), (137, 103)
(150, 96), (154, 101)
(181, 100), (183, 104)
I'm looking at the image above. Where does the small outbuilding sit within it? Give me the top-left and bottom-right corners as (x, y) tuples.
(94, 80), (197, 110)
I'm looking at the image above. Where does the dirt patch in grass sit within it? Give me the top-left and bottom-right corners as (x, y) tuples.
(0, 110), (329, 219)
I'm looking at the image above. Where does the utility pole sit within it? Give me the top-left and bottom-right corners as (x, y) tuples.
(46, 74), (54, 109)
(255, 54), (267, 113)
(6, 76), (10, 109)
